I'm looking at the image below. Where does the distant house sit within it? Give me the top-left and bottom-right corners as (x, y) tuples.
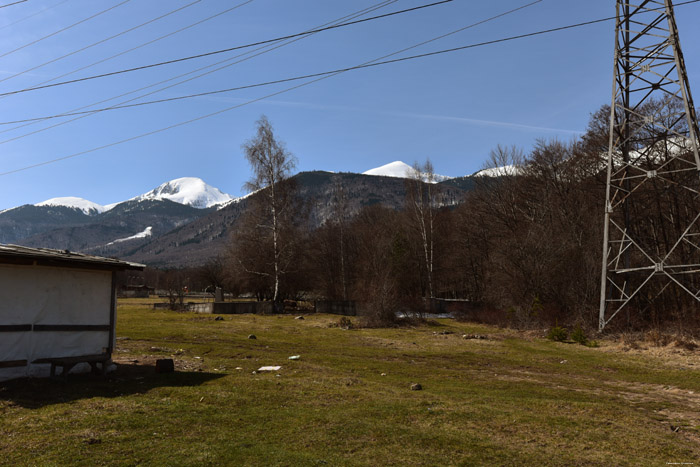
(0, 245), (144, 381)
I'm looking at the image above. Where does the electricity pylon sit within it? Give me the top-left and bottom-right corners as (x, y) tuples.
(599, 0), (700, 331)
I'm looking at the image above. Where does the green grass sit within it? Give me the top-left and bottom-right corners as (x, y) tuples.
(1, 304), (699, 466)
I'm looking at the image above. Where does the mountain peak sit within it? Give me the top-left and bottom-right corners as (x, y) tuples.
(363, 161), (452, 183)
(35, 197), (106, 215)
(363, 161), (413, 178)
(134, 177), (233, 209)
(472, 165), (520, 177)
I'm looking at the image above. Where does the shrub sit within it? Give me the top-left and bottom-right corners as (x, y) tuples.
(646, 329), (671, 347)
(547, 325), (568, 342)
(338, 316), (354, 329)
(571, 324), (588, 346)
(674, 337), (698, 351)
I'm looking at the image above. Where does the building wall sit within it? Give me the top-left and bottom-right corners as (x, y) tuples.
(0, 264), (113, 381)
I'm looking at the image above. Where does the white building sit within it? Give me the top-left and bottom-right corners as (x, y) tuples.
(0, 245), (144, 381)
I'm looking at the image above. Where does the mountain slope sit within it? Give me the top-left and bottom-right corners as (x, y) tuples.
(363, 160), (452, 182)
(20, 199), (212, 257)
(121, 171), (472, 267)
(0, 205), (93, 244)
(0, 177), (232, 246)
(1, 171), (478, 268)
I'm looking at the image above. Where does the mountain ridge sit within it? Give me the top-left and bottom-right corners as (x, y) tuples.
(1, 164), (487, 266)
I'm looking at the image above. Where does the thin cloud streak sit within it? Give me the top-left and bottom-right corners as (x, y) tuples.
(196, 94), (585, 135)
(385, 110), (585, 135)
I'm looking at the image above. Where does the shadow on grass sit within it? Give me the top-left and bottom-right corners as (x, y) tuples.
(0, 362), (225, 409)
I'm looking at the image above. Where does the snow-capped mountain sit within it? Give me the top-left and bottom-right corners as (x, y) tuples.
(35, 197), (107, 215)
(0, 177), (232, 247)
(32, 177), (233, 213)
(472, 165), (521, 177)
(363, 161), (452, 182)
(1, 170), (480, 267)
(127, 177), (233, 209)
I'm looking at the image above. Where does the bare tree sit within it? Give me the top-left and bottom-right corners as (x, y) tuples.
(331, 178), (352, 300)
(241, 115), (298, 303)
(406, 159), (439, 299)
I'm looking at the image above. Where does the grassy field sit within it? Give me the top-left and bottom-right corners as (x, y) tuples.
(1, 301), (699, 466)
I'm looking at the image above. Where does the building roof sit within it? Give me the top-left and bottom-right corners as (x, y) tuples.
(0, 244), (145, 271)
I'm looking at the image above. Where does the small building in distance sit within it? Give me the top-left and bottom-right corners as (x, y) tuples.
(0, 245), (144, 381)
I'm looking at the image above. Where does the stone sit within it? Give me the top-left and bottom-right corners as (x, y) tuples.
(295, 316), (305, 320)
(410, 383), (422, 391)
(248, 334), (257, 339)
(155, 359), (174, 373)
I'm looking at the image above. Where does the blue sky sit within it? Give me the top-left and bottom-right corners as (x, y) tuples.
(0, 0), (699, 209)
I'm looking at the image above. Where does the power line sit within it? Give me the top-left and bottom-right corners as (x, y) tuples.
(0, 1), (28, 9)
(0, 0), (543, 176)
(30, 0), (257, 89)
(4, 1), (700, 176)
(0, 0), (132, 60)
(0, 0), (203, 85)
(0, 0), (258, 138)
(0, 0), (550, 125)
(13, 0), (700, 118)
(0, 0), (453, 98)
(0, 0), (401, 144)
(0, 0), (69, 33)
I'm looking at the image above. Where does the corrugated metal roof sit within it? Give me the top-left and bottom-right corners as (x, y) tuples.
(0, 244), (145, 270)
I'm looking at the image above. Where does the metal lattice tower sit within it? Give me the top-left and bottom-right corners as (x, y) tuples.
(599, 0), (700, 331)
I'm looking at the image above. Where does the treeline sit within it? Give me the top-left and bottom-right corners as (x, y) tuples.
(136, 107), (700, 332)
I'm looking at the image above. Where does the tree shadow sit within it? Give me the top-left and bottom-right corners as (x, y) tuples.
(0, 361), (226, 409)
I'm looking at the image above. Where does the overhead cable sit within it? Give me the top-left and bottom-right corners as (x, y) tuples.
(30, 0), (256, 89)
(0, 1), (27, 9)
(0, 0), (202, 85)
(0, 0), (452, 97)
(0, 0), (542, 175)
(0, 0), (131, 60)
(9, 0), (700, 115)
(0, 0), (69, 33)
(4, 1), (700, 175)
(0, 0), (400, 143)
(0, 0), (550, 125)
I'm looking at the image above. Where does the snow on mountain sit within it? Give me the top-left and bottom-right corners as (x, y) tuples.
(106, 226), (153, 246)
(35, 197), (106, 215)
(26, 178), (232, 215)
(216, 189), (258, 210)
(472, 165), (521, 177)
(130, 177), (233, 209)
(363, 161), (452, 182)
(363, 161), (414, 178)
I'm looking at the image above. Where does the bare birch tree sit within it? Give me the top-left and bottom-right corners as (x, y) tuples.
(242, 115), (297, 303)
(406, 159), (438, 299)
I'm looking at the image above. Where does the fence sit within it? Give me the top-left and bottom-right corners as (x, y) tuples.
(314, 300), (357, 316)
